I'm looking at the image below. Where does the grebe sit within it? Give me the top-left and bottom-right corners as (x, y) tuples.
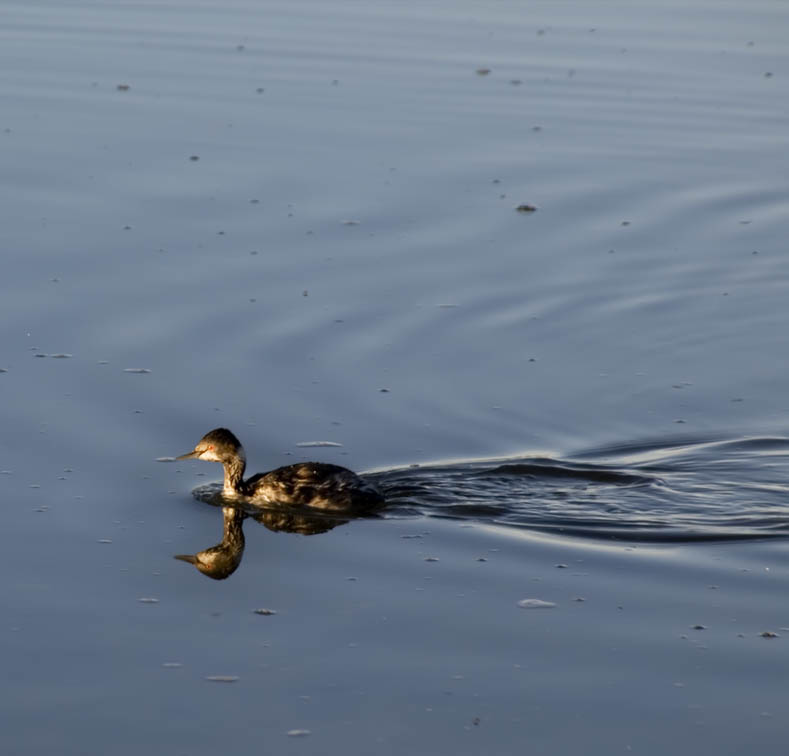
(176, 428), (384, 512)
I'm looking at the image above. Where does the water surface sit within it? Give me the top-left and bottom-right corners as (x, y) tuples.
(2, 1), (789, 754)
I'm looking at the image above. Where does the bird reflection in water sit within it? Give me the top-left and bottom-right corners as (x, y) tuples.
(174, 503), (349, 580)
(174, 506), (246, 580)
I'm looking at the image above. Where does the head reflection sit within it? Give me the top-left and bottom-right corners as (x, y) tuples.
(174, 506), (246, 580)
(174, 504), (349, 580)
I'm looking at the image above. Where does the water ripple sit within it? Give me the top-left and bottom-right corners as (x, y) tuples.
(369, 436), (789, 543)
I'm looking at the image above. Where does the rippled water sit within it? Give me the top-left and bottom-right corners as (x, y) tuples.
(375, 436), (789, 541)
(3, 1), (789, 754)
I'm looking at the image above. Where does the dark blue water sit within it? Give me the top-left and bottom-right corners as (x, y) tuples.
(375, 435), (789, 541)
(2, 1), (789, 753)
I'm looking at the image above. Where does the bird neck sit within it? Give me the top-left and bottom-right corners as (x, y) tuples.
(222, 455), (247, 494)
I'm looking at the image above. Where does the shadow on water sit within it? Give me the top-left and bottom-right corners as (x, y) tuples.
(175, 435), (789, 579)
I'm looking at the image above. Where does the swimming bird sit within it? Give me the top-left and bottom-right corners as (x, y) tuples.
(176, 428), (384, 512)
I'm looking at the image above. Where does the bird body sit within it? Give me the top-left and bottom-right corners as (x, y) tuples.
(177, 428), (383, 512)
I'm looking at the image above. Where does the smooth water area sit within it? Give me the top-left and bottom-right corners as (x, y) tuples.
(2, 1), (789, 753)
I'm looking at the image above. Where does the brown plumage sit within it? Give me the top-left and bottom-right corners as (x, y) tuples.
(177, 428), (384, 512)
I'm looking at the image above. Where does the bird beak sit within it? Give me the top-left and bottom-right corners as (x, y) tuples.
(174, 554), (199, 564)
(176, 450), (199, 460)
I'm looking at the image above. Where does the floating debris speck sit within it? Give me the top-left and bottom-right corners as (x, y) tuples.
(515, 204), (537, 213)
(253, 608), (277, 616)
(137, 597), (160, 604)
(342, 219), (360, 226)
(124, 368), (151, 374)
(49, 353), (72, 359)
(476, 68), (491, 76)
(97, 539), (113, 544)
(517, 599), (556, 609)
(295, 441), (343, 448)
